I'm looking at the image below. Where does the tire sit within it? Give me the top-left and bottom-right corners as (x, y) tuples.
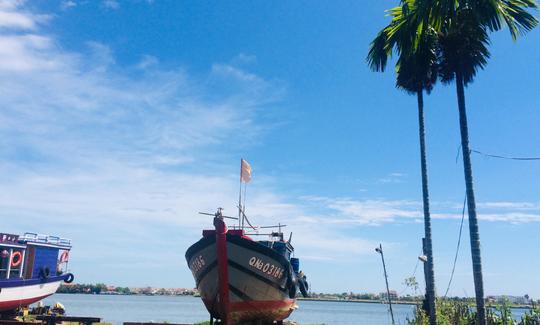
(39, 267), (50, 281)
(299, 278), (309, 298)
(287, 269), (298, 299)
(64, 273), (74, 284)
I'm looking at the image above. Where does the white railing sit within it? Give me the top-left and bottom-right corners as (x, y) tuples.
(20, 232), (71, 247)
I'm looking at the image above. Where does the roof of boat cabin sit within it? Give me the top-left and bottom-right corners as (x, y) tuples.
(0, 233), (72, 250)
(20, 233), (72, 249)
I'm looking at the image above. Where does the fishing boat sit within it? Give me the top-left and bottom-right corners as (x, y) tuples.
(185, 160), (309, 325)
(0, 232), (74, 314)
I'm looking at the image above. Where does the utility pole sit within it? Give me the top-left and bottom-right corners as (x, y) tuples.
(376, 244), (396, 325)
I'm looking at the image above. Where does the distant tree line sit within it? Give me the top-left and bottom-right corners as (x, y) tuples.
(57, 283), (131, 295)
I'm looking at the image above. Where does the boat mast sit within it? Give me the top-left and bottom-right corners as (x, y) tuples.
(238, 158), (252, 230)
(238, 159), (243, 229)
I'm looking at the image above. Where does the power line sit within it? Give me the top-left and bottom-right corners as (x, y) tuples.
(456, 147), (540, 162)
(444, 195), (467, 298)
(398, 247), (423, 296)
(471, 149), (540, 161)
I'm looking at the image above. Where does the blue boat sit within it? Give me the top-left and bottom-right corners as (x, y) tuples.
(0, 233), (74, 313)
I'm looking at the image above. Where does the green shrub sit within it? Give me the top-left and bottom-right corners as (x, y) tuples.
(406, 301), (540, 325)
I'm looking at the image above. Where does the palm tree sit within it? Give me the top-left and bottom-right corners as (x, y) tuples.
(367, 3), (438, 324)
(416, 1), (539, 324)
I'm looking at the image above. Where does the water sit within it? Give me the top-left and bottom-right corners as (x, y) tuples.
(39, 294), (532, 324)
(41, 294), (416, 325)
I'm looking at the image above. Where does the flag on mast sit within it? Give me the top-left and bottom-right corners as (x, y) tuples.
(240, 159), (252, 183)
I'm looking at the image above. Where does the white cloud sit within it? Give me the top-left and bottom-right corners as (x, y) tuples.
(300, 196), (540, 226)
(477, 201), (540, 210)
(102, 0), (119, 10)
(0, 10), (35, 29)
(0, 2), (49, 30)
(60, 1), (77, 10)
(137, 54), (159, 70)
(301, 196), (420, 225)
(86, 41), (116, 67)
(378, 172), (407, 184)
(231, 53), (257, 66)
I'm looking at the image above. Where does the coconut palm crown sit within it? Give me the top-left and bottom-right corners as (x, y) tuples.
(367, 1), (438, 93)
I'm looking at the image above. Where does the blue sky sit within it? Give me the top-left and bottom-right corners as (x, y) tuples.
(1, 0), (539, 298)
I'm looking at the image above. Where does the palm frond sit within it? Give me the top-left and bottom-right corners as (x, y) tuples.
(367, 29), (391, 72)
(437, 8), (491, 85)
(368, 0), (440, 93)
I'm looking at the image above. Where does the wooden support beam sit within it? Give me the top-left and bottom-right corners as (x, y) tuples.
(0, 320), (42, 325)
(124, 323), (194, 325)
(36, 315), (101, 325)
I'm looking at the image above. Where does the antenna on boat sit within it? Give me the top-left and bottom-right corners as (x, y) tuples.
(288, 232), (293, 243)
(199, 208), (238, 220)
(257, 224), (288, 229)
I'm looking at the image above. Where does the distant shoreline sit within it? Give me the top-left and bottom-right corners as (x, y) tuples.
(297, 297), (418, 306)
(55, 293), (536, 310)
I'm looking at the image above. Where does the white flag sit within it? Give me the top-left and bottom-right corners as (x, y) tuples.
(240, 159), (252, 183)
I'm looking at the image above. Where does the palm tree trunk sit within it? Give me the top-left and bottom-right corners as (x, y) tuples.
(455, 71), (487, 325)
(417, 90), (437, 325)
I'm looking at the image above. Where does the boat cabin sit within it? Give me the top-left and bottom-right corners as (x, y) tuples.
(0, 233), (71, 281)
(258, 232), (294, 260)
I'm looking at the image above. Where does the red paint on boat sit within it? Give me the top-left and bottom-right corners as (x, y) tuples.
(0, 293), (53, 311)
(230, 299), (296, 323)
(203, 229), (252, 241)
(214, 217), (231, 324)
(230, 299), (296, 311)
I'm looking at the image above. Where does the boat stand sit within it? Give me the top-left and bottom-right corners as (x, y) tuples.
(204, 319), (285, 325)
(36, 315), (102, 325)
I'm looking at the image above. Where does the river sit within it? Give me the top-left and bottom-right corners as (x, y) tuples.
(41, 294), (416, 325)
(40, 294), (531, 325)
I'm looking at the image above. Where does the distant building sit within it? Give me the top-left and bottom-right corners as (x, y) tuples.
(489, 295), (528, 305)
(380, 290), (398, 300)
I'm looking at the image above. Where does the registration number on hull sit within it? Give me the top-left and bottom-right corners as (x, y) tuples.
(190, 255), (206, 274)
(249, 257), (284, 279)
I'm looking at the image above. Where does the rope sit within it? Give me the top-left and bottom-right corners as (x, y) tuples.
(444, 195), (467, 298)
(238, 206), (257, 231)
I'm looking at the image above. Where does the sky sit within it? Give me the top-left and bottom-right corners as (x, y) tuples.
(0, 0), (539, 298)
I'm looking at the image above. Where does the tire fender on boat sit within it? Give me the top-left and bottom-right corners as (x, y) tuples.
(299, 277), (309, 298)
(287, 267), (298, 299)
(64, 273), (75, 283)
